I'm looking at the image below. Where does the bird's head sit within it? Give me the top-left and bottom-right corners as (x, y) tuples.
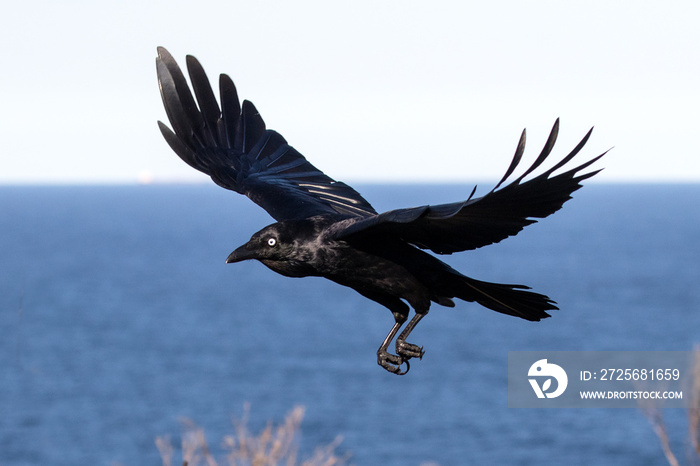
(226, 223), (293, 264)
(225, 219), (323, 278)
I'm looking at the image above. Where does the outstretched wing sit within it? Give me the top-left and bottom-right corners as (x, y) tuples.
(336, 119), (606, 254)
(156, 47), (377, 221)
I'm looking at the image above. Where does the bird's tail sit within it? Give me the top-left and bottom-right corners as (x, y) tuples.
(451, 275), (558, 321)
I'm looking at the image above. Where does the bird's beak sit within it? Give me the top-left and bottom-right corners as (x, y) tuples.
(225, 244), (257, 263)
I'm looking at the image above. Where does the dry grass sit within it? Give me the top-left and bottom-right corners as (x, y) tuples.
(156, 405), (348, 466)
(641, 347), (700, 465)
(157, 349), (700, 465)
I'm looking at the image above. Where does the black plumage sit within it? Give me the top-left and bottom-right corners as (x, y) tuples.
(156, 47), (606, 374)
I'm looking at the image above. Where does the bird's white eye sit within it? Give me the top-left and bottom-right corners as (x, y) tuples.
(267, 237), (277, 247)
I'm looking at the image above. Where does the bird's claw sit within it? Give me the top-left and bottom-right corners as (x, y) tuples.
(377, 350), (411, 375)
(396, 339), (425, 360)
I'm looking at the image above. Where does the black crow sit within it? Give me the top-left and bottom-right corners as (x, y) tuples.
(156, 47), (606, 375)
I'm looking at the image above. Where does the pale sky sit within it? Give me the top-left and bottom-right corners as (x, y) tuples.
(1, 1), (699, 184)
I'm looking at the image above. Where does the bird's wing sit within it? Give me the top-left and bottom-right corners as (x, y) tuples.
(156, 47), (377, 221)
(336, 119), (606, 254)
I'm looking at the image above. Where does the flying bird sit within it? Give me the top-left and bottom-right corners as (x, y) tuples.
(156, 47), (606, 375)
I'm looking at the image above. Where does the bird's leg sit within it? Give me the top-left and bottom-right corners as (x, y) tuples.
(396, 310), (428, 360)
(377, 317), (410, 375)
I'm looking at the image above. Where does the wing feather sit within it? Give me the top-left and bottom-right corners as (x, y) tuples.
(493, 128), (526, 191)
(337, 123), (606, 254)
(156, 47), (376, 221)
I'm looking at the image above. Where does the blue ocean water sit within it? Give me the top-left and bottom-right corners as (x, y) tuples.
(0, 183), (699, 465)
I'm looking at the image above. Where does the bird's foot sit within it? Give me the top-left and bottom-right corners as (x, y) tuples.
(396, 339), (425, 360)
(377, 349), (411, 375)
